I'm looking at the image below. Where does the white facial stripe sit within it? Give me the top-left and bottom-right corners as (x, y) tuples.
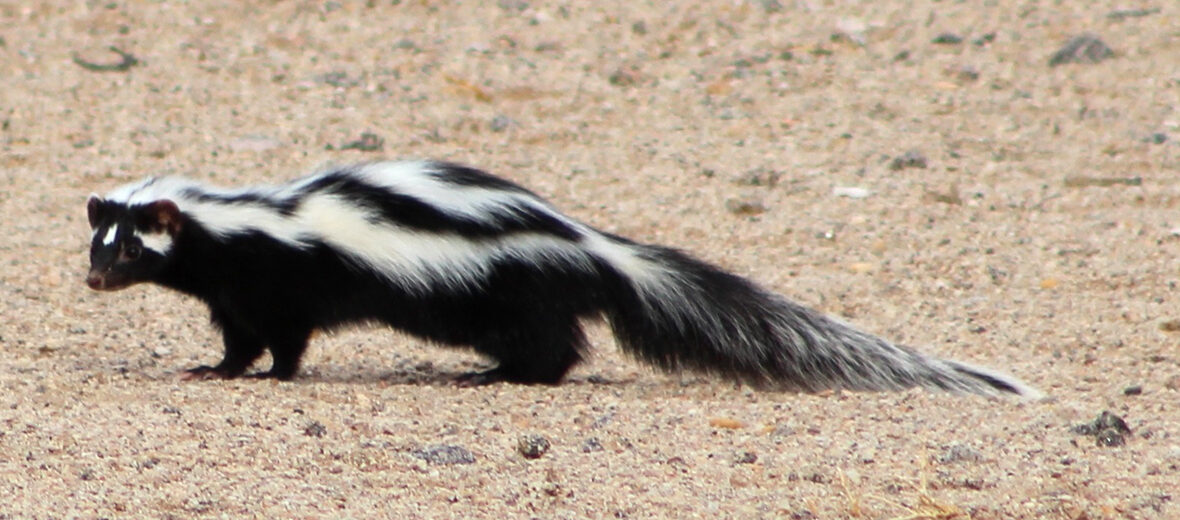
(102, 224), (119, 245)
(137, 231), (173, 254)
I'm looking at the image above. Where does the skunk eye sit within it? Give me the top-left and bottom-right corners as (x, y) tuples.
(124, 244), (143, 260)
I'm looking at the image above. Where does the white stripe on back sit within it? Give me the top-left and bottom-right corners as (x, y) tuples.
(354, 161), (560, 224)
(103, 160), (664, 293)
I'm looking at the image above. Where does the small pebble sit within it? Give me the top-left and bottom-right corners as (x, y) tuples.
(1106, 8), (1160, 21)
(1096, 428), (1126, 447)
(832, 186), (871, 199)
(932, 33), (963, 45)
(581, 438), (604, 453)
(1123, 385), (1143, 396)
(490, 115), (514, 132)
(1049, 34), (1114, 67)
(72, 46), (139, 72)
(304, 421), (327, 437)
(889, 150), (928, 171)
(953, 64), (980, 82)
(724, 197), (766, 216)
(413, 445), (476, 465)
(608, 65), (641, 87)
(1072, 411), (1131, 447)
(317, 70), (357, 88)
(340, 132), (384, 152)
(732, 168), (782, 187)
(518, 434), (551, 459)
(938, 444), (983, 464)
(735, 452), (758, 465)
(972, 32), (997, 46)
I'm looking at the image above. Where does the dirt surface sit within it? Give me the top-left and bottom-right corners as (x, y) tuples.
(2, 1), (1178, 518)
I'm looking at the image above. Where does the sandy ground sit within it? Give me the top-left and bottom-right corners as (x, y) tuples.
(2, 1), (1178, 518)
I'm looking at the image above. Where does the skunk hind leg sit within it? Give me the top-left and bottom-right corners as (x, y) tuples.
(458, 316), (587, 386)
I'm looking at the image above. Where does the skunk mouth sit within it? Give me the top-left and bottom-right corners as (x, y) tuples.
(85, 269), (130, 291)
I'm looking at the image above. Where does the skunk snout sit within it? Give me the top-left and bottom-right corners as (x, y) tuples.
(86, 269), (107, 290)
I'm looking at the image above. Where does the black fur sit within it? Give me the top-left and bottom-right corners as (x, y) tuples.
(85, 160), (1040, 396)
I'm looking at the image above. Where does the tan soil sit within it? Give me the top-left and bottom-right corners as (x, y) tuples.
(1, 1), (1178, 518)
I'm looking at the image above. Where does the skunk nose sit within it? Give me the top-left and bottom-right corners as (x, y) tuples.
(86, 271), (105, 290)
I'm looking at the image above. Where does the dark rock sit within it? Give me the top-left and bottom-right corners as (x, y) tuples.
(317, 71), (358, 88)
(938, 444), (983, 464)
(1072, 411), (1132, 447)
(413, 444), (476, 465)
(932, 33), (963, 45)
(581, 437), (604, 453)
(889, 150), (928, 170)
(1107, 8), (1160, 21)
(340, 132), (384, 152)
(1096, 428), (1126, 447)
(1049, 34), (1114, 67)
(972, 32), (997, 46)
(72, 46), (139, 72)
(303, 421), (327, 437)
(732, 167), (782, 187)
(725, 197), (767, 216)
(517, 434), (551, 459)
(735, 451), (758, 464)
(490, 115), (514, 132)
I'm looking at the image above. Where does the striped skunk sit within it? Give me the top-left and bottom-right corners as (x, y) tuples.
(85, 160), (1040, 397)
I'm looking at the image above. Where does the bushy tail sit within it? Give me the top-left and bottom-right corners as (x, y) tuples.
(599, 240), (1041, 398)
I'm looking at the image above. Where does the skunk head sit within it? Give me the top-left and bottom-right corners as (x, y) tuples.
(85, 195), (182, 291)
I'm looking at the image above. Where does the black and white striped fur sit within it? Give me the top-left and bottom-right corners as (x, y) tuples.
(85, 160), (1040, 397)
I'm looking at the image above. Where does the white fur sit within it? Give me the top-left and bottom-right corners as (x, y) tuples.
(295, 192), (601, 293)
(137, 231), (173, 254)
(102, 224), (118, 245)
(355, 161), (561, 224)
(107, 176), (309, 247)
(189, 200), (308, 246)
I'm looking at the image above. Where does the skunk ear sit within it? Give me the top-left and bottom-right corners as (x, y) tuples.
(87, 194), (104, 229)
(145, 199), (183, 235)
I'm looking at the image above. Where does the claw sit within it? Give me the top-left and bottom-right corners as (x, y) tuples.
(180, 365), (237, 381)
(243, 370), (291, 381)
